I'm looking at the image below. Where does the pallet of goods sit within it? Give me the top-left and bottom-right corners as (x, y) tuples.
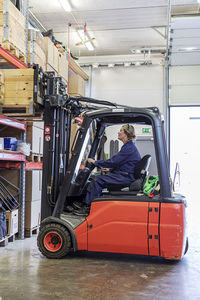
(0, 0), (26, 64)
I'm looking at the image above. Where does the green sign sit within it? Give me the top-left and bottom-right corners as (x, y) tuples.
(142, 128), (151, 134)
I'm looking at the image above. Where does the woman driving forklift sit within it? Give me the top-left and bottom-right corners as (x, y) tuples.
(74, 124), (141, 216)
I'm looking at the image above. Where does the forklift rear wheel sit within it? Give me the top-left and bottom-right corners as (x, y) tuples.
(37, 223), (71, 259)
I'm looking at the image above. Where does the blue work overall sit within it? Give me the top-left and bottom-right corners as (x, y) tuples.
(85, 140), (141, 205)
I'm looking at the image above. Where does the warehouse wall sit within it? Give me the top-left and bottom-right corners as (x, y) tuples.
(84, 65), (166, 114)
(169, 66), (200, 106)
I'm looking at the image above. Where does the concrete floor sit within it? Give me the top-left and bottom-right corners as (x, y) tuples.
(0, 214), (200, 300)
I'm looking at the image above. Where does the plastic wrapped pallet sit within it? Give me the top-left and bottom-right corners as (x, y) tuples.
(0, 0), (26, 62)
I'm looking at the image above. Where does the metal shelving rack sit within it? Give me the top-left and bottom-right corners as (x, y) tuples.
(0, 115), (26, 239)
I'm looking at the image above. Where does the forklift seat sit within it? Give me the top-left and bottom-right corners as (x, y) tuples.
(107, 154), (152, 193)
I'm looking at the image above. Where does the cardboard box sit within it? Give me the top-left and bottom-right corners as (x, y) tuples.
(68, 73), (85, 97)
(25, 199), (41, 229)
(44, 37), (59, 72)
(25, 170), (42, 202)
(28, 29), (46, 70)
(26, 121), (44, 155)
(58, 52), (68, 82)
(6, 209), (18, 236)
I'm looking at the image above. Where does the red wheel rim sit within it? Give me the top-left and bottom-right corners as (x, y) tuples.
(43, 231), (63, 252)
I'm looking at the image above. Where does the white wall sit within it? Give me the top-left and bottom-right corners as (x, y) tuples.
(84, 65), (165, 114)
(170, 66), (200, 105)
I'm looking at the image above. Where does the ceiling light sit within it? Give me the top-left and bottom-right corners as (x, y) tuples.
(59, 0), (71, 12)
(108, 63), (114, 68)
(135, 62), (141, 66)
(92, 63), (99, 68)
(77, 29), (95, 51)
(124, 62), (131, 67)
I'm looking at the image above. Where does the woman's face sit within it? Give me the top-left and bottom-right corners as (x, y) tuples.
(118, 127), (127, 142)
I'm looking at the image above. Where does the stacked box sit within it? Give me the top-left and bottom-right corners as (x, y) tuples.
(25, 121), (43, 230)
(28, 29), (46, 70)
(44, 37), (59, 74)
(68, 72), (85, 96)
(0, 68), (34, 111)
(26, 121), (44, 160)
(58, 52), (68, 83)
(0, 0), (26, 60)
(6, 209), (18, 236)
(68, 57), (89, 96)
(25, 170), (42, 230)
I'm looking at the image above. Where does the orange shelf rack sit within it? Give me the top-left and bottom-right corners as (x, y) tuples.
(0, 151), (25, 162)
(0, 45), (27, 69)
(0, 161), (42, 170)
(0, 114), (26, 131)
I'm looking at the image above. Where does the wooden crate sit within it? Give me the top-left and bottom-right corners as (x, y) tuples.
(0, 68), (35, 114)
(0, 0), (26, 62)
(28, 29), (46, 70)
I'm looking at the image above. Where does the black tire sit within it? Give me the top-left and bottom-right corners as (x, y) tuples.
(37, 223), (71, 259)
(184, 237), (189, 255)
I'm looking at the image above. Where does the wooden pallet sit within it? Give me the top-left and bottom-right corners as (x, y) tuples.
(2, 41), (26, 64)
(1, 104), (35, 116)
(0, 233), (16, 247)
(25, 226), (39, 238)
(27, 153), (43, 163)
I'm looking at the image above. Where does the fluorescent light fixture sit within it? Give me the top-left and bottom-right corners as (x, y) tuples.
(135, 62), (141, 66)
(77, 29), (94, 51)
(124, 62), (131, 67)
(59, 0), (71, 12)
(92, 63), (99, 68)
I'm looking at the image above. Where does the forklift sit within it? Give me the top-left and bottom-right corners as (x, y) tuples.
(35, 68), (188, 260)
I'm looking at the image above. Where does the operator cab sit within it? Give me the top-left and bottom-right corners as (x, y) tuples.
(63, 107), (167, 214)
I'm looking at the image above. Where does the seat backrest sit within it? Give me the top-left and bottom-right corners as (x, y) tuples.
(134, 155), (152, 179)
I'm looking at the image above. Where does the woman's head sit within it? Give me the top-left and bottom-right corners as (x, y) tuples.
(118, 124), (136, 143)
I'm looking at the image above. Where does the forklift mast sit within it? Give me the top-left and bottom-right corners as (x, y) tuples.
(34, 67), (117, 220)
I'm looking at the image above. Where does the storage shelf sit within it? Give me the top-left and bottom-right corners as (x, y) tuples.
(0, 45), (27, 69)
(0, 151), (25, 161)
(0, 161), (42, 170)
(0, 115), (26, 131)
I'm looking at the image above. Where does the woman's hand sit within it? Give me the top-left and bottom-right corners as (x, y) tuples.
(102, 168), (110, 173)
(88, 158), (95, 164)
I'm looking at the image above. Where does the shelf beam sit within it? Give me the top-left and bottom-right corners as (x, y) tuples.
(0, 46), (27, 69)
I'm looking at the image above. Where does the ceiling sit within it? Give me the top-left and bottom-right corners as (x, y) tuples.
(29, 0), (200, 59)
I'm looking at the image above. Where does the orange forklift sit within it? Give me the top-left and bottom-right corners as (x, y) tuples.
(35, 68), (188, 260)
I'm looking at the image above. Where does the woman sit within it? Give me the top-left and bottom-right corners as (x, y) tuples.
(74, 124), (141, 216)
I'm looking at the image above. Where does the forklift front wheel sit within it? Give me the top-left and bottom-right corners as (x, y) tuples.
(37, 223), (71, 259)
